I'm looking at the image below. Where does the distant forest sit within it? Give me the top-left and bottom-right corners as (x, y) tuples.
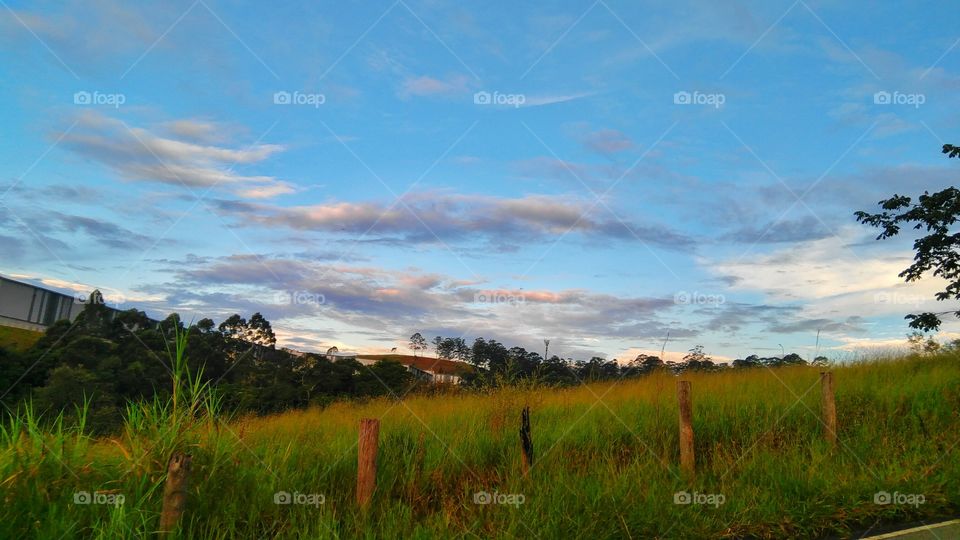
(1, 291), (826, 433)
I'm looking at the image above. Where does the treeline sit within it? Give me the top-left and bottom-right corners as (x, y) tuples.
(412, 335), (827, 386)
(0, 292), (828, 433)
(0, 296), (415, 432)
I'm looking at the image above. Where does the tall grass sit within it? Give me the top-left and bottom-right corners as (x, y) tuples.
(2, 352), (959, 538)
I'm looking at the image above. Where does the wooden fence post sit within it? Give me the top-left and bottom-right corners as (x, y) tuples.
(519, 406), (534, 476)
(357, 418), (380, 508)
(677, 381), (695, 477)
(159, 452), (191, 535)
(820, 372), (837, 448)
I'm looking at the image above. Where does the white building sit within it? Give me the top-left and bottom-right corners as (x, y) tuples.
(326, 351), (359, 361)
(0, 276), (85, 332)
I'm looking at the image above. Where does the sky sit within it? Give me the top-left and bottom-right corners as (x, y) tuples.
(0, 0), (958, 362)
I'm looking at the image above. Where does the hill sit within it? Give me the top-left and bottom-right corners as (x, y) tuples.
(2, 353), (959, 538)
(0, 325), (42, 351)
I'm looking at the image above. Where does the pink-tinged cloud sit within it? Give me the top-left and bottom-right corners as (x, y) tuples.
(210, 192), (694, 249)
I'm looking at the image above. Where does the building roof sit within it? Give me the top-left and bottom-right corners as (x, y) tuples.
(357, 354), (472, 376)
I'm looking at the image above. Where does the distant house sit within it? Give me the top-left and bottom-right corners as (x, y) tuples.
(326, 351), (358, 362)
(355, 354), (471, 385)
(407, 364), (463, 384)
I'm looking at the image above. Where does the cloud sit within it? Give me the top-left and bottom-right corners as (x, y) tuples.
(399, 74), (472, 98)
(127, 253), (692, 356)
(210, 192), (695, 250)
(54, 212), (155, 250)
(767, 316), (866, 335)
(581, 128), (634, 154)
(520, 91), (596, 107)
(162, 119), (225, 143)
(721, 216), (834, 244)
(59, 111), (293, 199)
(706, 227), (957, 327)
(1, 204), (158, 252)
(0, 234), (24, 260)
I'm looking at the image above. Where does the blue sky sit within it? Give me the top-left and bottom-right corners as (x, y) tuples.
(1, 0), (958, 361)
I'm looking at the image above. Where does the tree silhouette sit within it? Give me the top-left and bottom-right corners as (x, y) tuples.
(409, 332), (426, 357)
(855, 144), (960, 331)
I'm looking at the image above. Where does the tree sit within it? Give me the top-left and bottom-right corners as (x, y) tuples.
(409, 332), (427, 357)
(855, 144), (960, 331)
(75, 289), (113, 336)
(247, 313), (276, 348)
(354, 360), (414, 397)
(681, 345), (718, 372)
(432, 336), (443, 359)
(628, 353), (664, 375)
(451, 337), (471, 363)
(732, 355), (763, 369)
(907, 331), (940, 355)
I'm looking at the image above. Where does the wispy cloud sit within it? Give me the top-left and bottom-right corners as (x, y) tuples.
(59, 111), (293, 199)
(210, 192), (695, 249)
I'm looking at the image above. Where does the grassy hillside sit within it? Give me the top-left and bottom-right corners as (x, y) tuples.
(0, 324), (42, 352)
(2, 354), (959, 538)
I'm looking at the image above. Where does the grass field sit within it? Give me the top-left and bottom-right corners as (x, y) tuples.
(0, 324), (42, 352)
(2, 353), (959, 538)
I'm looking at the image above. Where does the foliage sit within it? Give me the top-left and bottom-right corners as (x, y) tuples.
(855, 144), (960, 331)
(1, 353), (958, 538)
(3, 292), (829, 434)
(408, 332), (427, 357)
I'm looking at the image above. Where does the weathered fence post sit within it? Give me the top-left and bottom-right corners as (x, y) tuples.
(677, 381), (695, 477)
(357, 418), (380, 508)
(820, 372), (838, 447)
(159, 452), (191, 535)
(519, 406), (534, 476)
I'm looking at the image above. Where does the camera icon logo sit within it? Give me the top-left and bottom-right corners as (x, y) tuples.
(473, 91), (492, 105)
(673, 491), (692, 504)
(273, 91), (292, 105)
(874, 491), (891, 505)
(73, 491), (92, 504)
(873, 91), (891, 105)
(673, 91), (692, 105)
(274, 491), (292, 504)
(473, 491), (492, 504)
(74, 91), (92, 105)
